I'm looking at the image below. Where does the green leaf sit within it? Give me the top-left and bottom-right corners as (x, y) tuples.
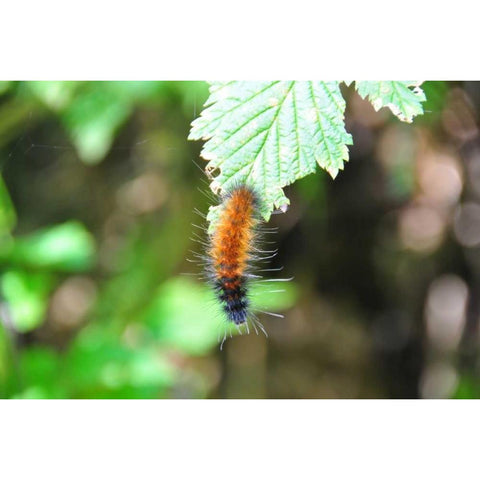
(1, 270), (54, 332)
(26, 81), (79, 111)
(64, 325), (176, 398)
(61, 87), (131, 164)
(417, 81), (448, 124)
(354, 81), (426, 123)
(143, 277), (222, 355)
(0, 174), (16, 235)
(0, 81), (12, 96)
(454, 375), (480, 399)
(59, 82), (169, 164)
(0, 322), (10, 389)
(189, 81), (353, 220)
(25, 82), (169, 164)
(99, 81), (163, 101)
(1, 221), (96, 272)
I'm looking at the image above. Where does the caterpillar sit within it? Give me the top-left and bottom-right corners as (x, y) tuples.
(189, 182), (285, 348)
(208, 185), (259, 327)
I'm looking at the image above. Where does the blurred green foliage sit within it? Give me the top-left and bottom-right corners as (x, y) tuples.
(0, 81), (298, 398)
(2, 221), (95, 271)
(2, 80), (477, 400)
(0, 175), (16, 233)
(2, 270), (54, 332)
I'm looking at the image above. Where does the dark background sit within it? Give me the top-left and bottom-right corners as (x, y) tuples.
(0, 81), (478, 398)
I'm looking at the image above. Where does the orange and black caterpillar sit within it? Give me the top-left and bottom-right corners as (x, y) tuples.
(189, 181), (286, 345)
(206, 185), (261, 326)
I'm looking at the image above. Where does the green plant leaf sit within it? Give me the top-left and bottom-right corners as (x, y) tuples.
(0, 174), (16, 235)
(0, 81), (12, 96)
(26, 81), (79, 111)
(354, 81), (426, 123)
(64, 325), (176, 398)
(12, 347), (67, 398)
(190, 81), (426, 221)
(25, 81), (168, 164)
(1, 270), (54, 332)
(1, 221), (96, 272)
(189, 81), (353, 220)
(61, 87), (131, 164)
(143, 277), (222, 355)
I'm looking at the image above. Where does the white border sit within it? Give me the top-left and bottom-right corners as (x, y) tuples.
(0, 400), (478, 478)
(2, 1), (478, 79)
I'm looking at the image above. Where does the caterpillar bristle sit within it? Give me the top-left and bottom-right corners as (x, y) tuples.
(191, 223), (207, 231)
(257, 266), (284, 272)
(250, 313), (268, 337)
(255, 277), (294, 284)
(193, 208), (207, 219)
(257, 310), (284, 319)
